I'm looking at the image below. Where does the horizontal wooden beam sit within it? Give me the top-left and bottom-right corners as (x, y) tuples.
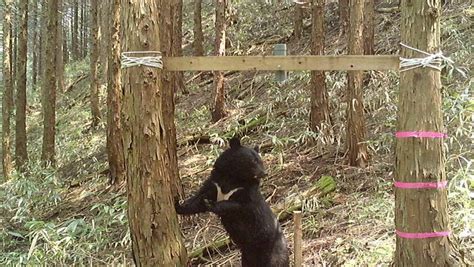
(163, 55), (400, 71)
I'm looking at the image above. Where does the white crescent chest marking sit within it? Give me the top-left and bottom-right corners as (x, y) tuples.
(213, 182), (243, 202)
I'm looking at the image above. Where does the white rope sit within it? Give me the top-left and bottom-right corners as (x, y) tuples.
(121, 51), (163, 69)
(399, 43), (466, 77)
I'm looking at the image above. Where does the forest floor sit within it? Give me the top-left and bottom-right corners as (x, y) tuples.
(1, 1), (473, 266)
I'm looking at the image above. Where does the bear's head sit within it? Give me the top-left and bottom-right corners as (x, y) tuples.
(213, 137), (267, 183)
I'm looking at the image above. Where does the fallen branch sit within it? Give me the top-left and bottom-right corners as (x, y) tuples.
(188, 176), (336, 261)
(177, 114), (271, 148)
(65, 74), (88, 92)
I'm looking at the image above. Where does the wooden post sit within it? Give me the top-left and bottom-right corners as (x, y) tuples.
(293, 210), (303, 267)
(273, 44), (288, 82)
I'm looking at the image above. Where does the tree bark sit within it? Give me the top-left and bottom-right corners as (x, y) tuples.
(2, 0), (14, 180)
(346, 0), (368, 167)
(72, 0), (79, 60)
(169, 0), (185, 197)
(106, 0), (126, 186)
(83, 0), (88, 59)
(31, 0), (39, 90)
(89, 0), (102, 128)
(211, 0), (228, 122)
(173, 0), (187, 95)
(294, 2), (303, 40)
(121, 0), (187, 265)
(99, 1), (109, 88)
(193, 0), (204, 57)
(63, 21), (69, 66)
(338, 0), (349, 36)
(310, 0), (330, 132)
(15, 0), (29, 170)
(363, 0), (375, 55)
(56, 0), (65, 93)
(41, 0), (59, 166)
(394, 1), (467, 265)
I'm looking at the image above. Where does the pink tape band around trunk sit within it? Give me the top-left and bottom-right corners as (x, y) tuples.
(394, 181), (447, 189)
(396, 230), (450, 239)
(395, 131), (447, 138)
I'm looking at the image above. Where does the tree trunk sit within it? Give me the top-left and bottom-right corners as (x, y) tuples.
(338, 0), (349, 36)
(15, 0), (29, 170)
(193, 0), (204, 57)
(346, 0), (368, 167)
(394, 1), (467, 265)
(363, 0), (375, 55)
(173, 0), (187, 95)
(294, 2), (303, 40)
(211, 0), (228, 122)
(165, 0), (184, 198)
(81, 0), (87, 59)
(310, 0), (330, 132)
(106, 0), (126, 185)
(41, 0), (58, 166)
(2, 0), (14, 180)
(12, 19), (17, 91)
(56, 0), (65, 93)
(72, 0), (78, 60)
(31, 0), (39, 90)
(89, 0), (102, 128)
(121, 0), (187, 265)
(38, 0), (47, 88)
(63, 24), (69, 66)
(99, 1), (109, 88)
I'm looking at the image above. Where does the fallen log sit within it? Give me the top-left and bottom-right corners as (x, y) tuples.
(65, 74), (88, 92)
(178, 113), (271, 147)
(188, 175), (336, 261)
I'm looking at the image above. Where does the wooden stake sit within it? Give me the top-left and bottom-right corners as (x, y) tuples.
(293, 210), (303, 267)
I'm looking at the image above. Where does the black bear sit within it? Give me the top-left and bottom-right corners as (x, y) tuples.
(175, 137), (289, 267)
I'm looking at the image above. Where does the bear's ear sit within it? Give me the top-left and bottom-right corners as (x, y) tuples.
(229, 137), (241, 149)
(253, 145), (260, 153)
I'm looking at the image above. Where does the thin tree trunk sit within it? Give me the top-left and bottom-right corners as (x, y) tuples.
(211, 0), (228, 122)
(173, 0), (187, 95)
(38, 0), (46, 89)
(346, 0), (368, 167)
(31, 0), (39, 90)
(15, 0), (29, 170)
(56, 0), (65, 93)
(2, 0), (14, 180)
(72, 0), (78, 60)
(363, 0), (375, 55)
(394, 0), (467, 265)
(63, 25), (69, 66)
(81, 0), (87, 59)
(89, 0), (101, 128)
(121, 0), (187, 265)
(294, 2), (303, 40)
(106, 0), (125, 185)
(99, 1), (109, 88)
(12, 19), (18, 91)
(193, 0), (204, 57)
(166, 0), (184, 198)
(41, 0), (59, 166)
(339, 0), (349, 36)
(310, 0), (330, 132)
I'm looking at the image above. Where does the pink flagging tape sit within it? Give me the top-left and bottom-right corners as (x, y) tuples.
(396, 230), (450, 239)
(395, 131), (447, 138)
(394, 181), (448, 189)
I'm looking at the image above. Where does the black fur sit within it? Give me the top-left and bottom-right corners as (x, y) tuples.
(175, 137), (289, 267)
